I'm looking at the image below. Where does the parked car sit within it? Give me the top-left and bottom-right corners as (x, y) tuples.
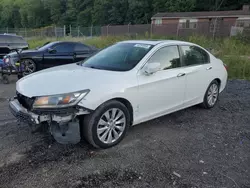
(3, 41), (98, 76)
(0, 34), (28, 59)
(9, 40), (228, 149)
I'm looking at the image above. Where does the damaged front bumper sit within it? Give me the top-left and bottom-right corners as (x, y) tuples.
(9, 98), (90, 144)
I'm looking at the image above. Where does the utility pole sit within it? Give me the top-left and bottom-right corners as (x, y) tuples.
(64, 25), (66, 37)
(128, 22), (131, 35)
(55, 26), (57, 38)
(107, 24), (110, 36)
(90, 25), (93, 37)
(70, 25), (72, 36)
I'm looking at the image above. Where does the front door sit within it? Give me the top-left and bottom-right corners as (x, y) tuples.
(137, 45), (186, 123)
(43, 43), (75, 68)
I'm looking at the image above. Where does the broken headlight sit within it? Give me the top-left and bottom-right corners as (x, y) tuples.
(33, 90), (90, 108)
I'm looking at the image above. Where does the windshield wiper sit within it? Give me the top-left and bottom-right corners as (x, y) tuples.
(88, 66), (103, 70)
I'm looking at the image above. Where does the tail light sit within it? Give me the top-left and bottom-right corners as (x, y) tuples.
(3, 57), (10, 64)
(223, 63), (228, 71)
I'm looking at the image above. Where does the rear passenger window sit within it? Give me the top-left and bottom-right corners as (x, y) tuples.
(147, 46), (181, 70)
(181, 45), (209, 66)
(75, 43), (90, 51)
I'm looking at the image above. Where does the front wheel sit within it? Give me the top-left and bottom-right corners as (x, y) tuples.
(82, 100), (130, 149)
(21, 59), (36, 76)
(201, 80), (220, 109)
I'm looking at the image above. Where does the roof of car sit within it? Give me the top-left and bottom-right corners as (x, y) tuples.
(0, 34), (27, 45)
(119, 40), (193, 46)
(53, 41), (83, 44)
(51, 41), (73, 44)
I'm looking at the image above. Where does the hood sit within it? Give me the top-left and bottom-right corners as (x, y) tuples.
(16, 63), (126, 98)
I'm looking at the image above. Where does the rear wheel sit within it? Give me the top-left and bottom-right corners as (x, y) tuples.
(82, 100), (130, 149)
(201, 80), (220, 109)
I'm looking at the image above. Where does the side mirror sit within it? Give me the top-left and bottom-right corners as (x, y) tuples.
(48, 48), (56, 53)
(143, 62), (161, 75)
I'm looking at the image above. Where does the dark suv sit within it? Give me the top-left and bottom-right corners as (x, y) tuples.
(0, 34), (28, 58)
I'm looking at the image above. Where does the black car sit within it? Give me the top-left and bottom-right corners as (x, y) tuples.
(3, 41), (98, 76)
(0, 34), (28, 58)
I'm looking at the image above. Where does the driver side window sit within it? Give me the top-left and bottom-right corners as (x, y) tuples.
(147, 46), (181, 70)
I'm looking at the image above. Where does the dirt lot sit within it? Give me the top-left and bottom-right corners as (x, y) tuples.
(0, 79), (250, 188)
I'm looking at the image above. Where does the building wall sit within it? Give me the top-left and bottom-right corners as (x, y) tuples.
(162, 19), (179, 24)
(152, 18), (179, 24)
(198, 18), (210, 36)
(222, 17), (237, 36)
(101, 17), (238, 37)
(152, 17), (237, 37)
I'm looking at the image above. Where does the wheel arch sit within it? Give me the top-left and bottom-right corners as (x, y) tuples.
(20, 57), (39, 70)
(213, 78), (221, 88)
(110, 98), (133, 125)
(99, 97), (134, 126)
(20, 57), (35, 62)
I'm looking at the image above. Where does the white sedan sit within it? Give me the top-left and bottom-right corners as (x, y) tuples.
(9, 40), (228, 148)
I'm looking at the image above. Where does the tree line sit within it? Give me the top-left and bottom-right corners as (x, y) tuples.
(0, 0), (248, 28)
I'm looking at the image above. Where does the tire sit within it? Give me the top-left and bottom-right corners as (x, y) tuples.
(17, 74), (23, 80)
(2, 74), (9, 84)
(201, 80), (220, 109)
(21, 59), (37, 76)
(82, 100), (131, 149)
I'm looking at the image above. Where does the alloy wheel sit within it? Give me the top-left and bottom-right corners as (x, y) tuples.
(97, 108), (126, 144)
(207, 83), (219, 106)
(23, 60), (36, 76)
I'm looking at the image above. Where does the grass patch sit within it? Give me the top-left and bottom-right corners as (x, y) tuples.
(222, 56), (250, 80)
(27, 35), (250, 80)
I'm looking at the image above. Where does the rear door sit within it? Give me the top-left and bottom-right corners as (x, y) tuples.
(179, 45), (213, 106)
(43, 43), (75, 68)
(74, 43), (92, 62)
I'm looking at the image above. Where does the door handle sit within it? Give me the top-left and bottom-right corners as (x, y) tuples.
(177, 73), (186, 77)
(206, 66), (213, 70)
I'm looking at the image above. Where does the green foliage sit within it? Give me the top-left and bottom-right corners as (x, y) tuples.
(0, 0), (247, 28)
(222, 56), (250, 80)
(125, 0), (152, 24)
(165, 0), (196, 12)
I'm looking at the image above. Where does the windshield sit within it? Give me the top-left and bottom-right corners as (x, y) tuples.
(37, 42), (56, 51)
(81, 43), (154, 71)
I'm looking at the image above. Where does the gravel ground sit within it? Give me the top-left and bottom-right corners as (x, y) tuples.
(0, 79), (250, 188)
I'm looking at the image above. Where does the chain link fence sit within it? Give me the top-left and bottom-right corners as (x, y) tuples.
(69, 26), (101, 38)
(101, 23), (250, 38)
(0, 26), (66, 39)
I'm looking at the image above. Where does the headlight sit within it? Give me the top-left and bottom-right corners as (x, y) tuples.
(33, 90), (90, 108)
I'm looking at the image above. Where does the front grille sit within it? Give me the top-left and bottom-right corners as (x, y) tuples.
(16, 92), (35, 110)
